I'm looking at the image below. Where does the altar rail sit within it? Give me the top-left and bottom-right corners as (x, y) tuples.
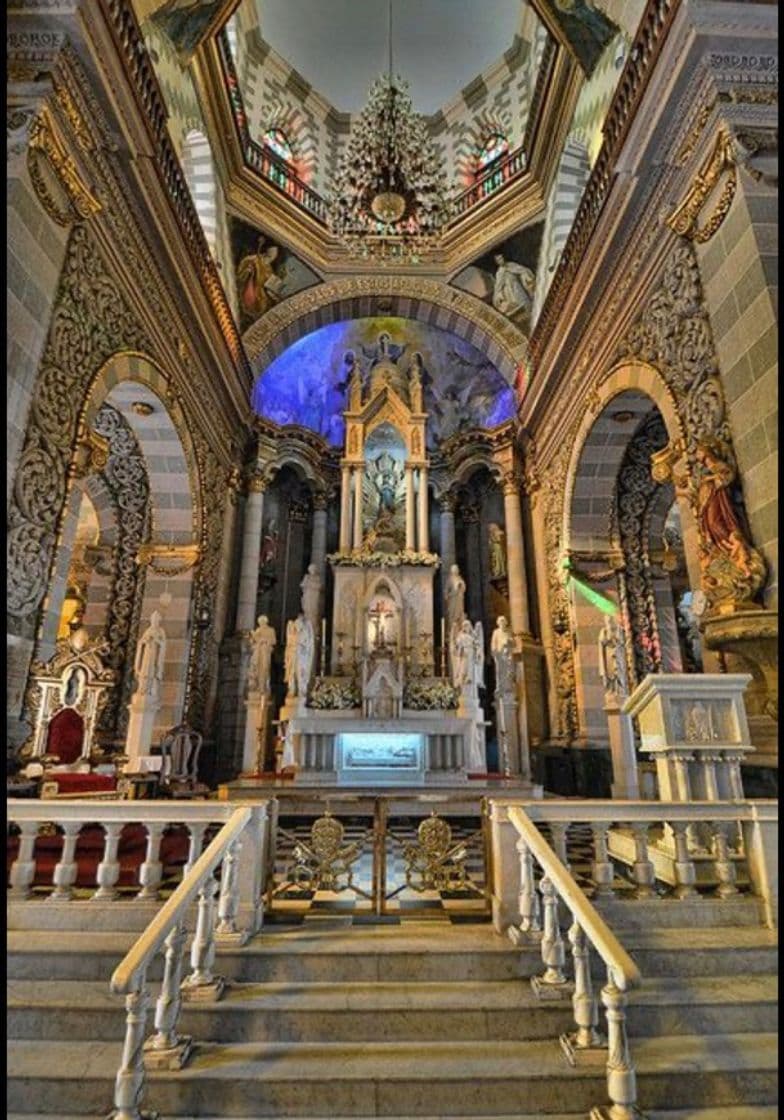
(491, 799), (777, 1120)
(6, 800), (275, 927)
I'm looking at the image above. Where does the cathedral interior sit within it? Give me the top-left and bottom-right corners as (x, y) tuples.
(6, 1), (779, 1118)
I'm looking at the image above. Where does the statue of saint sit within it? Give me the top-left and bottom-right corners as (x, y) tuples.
(490, 615), (515, 695)
(492, 254), (535, 321)
(134, 609), (167, 701)
(372, 452), (400, 514)
(452, 619), (484, 701)
(695, 442), (757, 579)
(409, 352), (424, 412)
(300, 564), (322, 632)
(345, 350), (363, 410)
(445, 564), (466, 645)
(248, 614), (276, 695)
(597, 614), (628, 698)
(284, 614), (315, 698)
(488, 522), (507, 579)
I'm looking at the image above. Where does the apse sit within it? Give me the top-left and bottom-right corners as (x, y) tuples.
(251, 316), (516, 447)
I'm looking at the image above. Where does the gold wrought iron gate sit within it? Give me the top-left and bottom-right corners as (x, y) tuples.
(268, 796), (491, 917)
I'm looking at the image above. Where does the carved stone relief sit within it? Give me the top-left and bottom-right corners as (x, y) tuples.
(614, 411), (669, 683)
(614, 240), (766, 613)
(92, 402), (150, 735)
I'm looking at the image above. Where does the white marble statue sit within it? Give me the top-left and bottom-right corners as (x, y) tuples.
(248, 614), (276, 695)
(453, 619), (484, 700)
(491, 615), (515, 694)
(488, 522), (507, 579)
(285, 614), (315, 698)
(300, 563), (322, 631)
(598, 614), (628, 698)
(445, 564), (466, 636)
(492, 254), (535, 320)
(134, 609), (166, 701)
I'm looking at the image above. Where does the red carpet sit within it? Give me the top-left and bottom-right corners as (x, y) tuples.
(6, 823), (194, 890)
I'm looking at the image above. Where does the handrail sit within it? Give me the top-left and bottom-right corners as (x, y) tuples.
(7, 798), (235, 825)
(519, 798), (758, 824)
(508, 805), (640, 990)
(111, 806), (251, 994)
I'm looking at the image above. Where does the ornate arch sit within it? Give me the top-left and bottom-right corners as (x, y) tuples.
(242, 277), (530, 389)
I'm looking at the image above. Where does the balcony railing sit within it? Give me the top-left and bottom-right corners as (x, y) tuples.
(219, 31), (536, 231)
(453, 145), (527, 218)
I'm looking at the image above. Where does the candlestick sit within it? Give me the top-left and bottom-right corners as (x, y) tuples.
(440, 617), (447, 678)
(320, 617), (327, 675)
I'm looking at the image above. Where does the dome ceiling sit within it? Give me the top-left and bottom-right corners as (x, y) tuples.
(255, 0), (524, 114)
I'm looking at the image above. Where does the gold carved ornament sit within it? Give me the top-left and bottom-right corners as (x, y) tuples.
(666, 129), (736, 243)
(136, 542), (201, 577)
(27, 104), (101, 226)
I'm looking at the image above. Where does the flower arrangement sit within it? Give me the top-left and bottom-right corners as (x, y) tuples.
(329, 546), (440, 568)
(404, 680), (459, 711)
(308, 677), (360, 710)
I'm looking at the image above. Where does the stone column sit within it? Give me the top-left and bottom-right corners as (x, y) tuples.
(502, 476), (531, 638)
(417, 465), (429, 551)
(405, 467), (416, 550)
(339, 466), (352, 551)
(310, 493), (329, 590)
(352, 467), (363, 549)
(235, 477), (266, 633)
(439, 493), (456, 579)
(529, 482), (558, 737)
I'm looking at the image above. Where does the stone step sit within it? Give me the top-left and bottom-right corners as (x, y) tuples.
(7, 1114), (780, 1120)
(593, 895), (765, 930)
(7, 974), (777, 1042)
(8, 923), (777, 983)
(6, 1033), (778, 1117)
(6, 1111), (780, 1120)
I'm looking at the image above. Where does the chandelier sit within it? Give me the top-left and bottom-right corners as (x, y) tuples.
(328, 2), (452, 264)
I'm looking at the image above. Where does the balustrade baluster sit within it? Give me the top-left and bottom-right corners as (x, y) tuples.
(590, 824), (615, 898)
(215, 839), (249, 945)
(670, 821), (698, 898)
(711, 822), (738, 898)
(589, 970), (639, 1120)
(143, 923), (193, 1069)
(531, 876), (570, 998)
(9, 819), (39, 898)
(561, 917), (604, 1063)
(184, 823), (206, 875)
(630, 822), (656, 899)
(137, 823), (164, 900)
(51, 821), (81, 901)
(515, 836), (541, 938)
(94, 822), (123, 900)
(549, 822), (570, 870)
(181, 876), (225, 1001)
(110, 975), (150, 1120)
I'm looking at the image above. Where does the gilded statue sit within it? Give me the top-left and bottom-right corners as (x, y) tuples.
(693, 440), (766, 608)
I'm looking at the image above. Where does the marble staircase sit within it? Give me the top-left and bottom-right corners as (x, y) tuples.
(6, 903), (778, 1119)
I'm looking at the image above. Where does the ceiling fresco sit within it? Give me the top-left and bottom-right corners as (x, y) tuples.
(252, 317), (516, 448)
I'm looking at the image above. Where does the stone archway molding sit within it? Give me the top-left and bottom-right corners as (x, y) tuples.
(242, 276), (530, 388)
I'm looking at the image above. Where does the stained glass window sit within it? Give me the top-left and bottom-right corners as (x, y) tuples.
(476, 133), (509, 171)
(263, 128), (293, 163)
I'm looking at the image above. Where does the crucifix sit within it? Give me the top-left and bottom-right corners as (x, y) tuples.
(368, 600), (395, 650)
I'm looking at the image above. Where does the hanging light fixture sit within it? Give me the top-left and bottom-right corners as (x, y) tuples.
(328, 0), (452, 264)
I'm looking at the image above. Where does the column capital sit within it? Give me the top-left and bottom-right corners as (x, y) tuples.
(312, 488), (330, 512)
(502, 471), (522, 498)
(438, 490), (458, 514)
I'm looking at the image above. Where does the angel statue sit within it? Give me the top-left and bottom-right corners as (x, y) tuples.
(284, 613), (315, 699)
(452, 619), (485, 704)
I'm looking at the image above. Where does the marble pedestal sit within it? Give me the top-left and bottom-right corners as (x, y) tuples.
(604, 694), (639, 800)
(241, 691), (272, 774)
(125, 691), (161, 771)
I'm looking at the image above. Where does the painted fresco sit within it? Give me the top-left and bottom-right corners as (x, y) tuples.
(230, 216), (321, 330)
(151, 0), (239, 61)
(539, 1), (618, 76)
(252, 317), (515, 449)
(450, 223), (543, 335)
